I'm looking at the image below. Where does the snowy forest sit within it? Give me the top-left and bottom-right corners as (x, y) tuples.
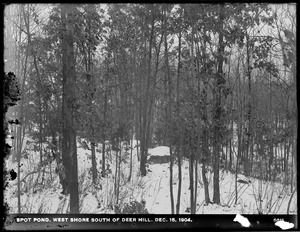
(4, 3), (297, 215)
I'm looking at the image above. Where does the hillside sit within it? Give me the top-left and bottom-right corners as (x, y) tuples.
(4, 142), (297, 215)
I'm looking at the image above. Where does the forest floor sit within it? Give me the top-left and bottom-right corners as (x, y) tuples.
(4, 139), (297, 214)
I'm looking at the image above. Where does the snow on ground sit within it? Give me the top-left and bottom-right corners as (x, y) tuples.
(4, 142), (297, 215)
(138, 146), (296, 214)
(148, 146), (170, 157)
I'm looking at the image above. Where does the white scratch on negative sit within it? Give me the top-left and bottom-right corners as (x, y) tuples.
(275, 220), (294, 230)
(233, 213), (251, 228)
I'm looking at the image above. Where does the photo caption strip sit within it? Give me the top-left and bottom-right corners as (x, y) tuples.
(4, 214), (298, 230)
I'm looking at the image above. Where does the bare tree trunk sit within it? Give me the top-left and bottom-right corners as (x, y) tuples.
(200, 24), (211, 205)
(17, 124), (22, 214)
(39, 101), (43, 167)
(12, 124), (17, 162)
(16, 4), (30, 213)
(244, 34), (252, 177)
(268, 68), (274, 181)
(194, 138), (199, 212)
(139, 16), (147, 176)
(235, 122), (241, 205)
(202, 103), (211, 205)
(128, 130), (134, 182)
(235, 55), (242, 205)
(189, 147), (195, 214)
(102, 90), (108, 177)
(91, 142), (97, 184)
(163, 5), (174, 214)
(285, 136), (290, 186)
(101, 140), (106, 177)
(229, 116), (233, 171)
(52, 131), (64, 187)
(175, 10), (182, 214)
(213, 5), (225, 204)
(290, 56), (296, 193)
(114, 140), (119, 198)
(140, 6), (155, 177)
(61, 4), (79, 213)
(176, 132), (183, 213)
(202, 163), (210, 204)
(116, 140), (122, 205)
(290, 140), (294, 192)
(189, 10), (196, 214)
(35, 107), (43, 187)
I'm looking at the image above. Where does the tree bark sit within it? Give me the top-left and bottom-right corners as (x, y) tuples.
(140, 6), (155, 177)
(189, 11), (196, 214)
(128, 130), (134, 182)
(16, 4), (30, 213)
(201, 24), (211, 205)
(213, 4), (224, 205)
(175, 8), (183, 214)
(91, 142), (97, 184)
(163, 5), (175, 214)
(102, 89), (108, 177)
(235, 54), (243, 205)
(244, 34), (252, 177)
(61, 4), (79, 213)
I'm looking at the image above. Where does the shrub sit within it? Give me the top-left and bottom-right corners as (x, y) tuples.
(115, 200), (148, 214)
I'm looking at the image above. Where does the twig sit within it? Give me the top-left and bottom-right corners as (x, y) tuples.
(287, 189), (296, 214)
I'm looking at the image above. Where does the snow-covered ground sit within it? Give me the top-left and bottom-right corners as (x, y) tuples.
(4, 140), (297, 214)
(148, 146), (170, 157)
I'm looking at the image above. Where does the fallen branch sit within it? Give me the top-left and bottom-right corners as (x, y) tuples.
(11, 169), (50, 185)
